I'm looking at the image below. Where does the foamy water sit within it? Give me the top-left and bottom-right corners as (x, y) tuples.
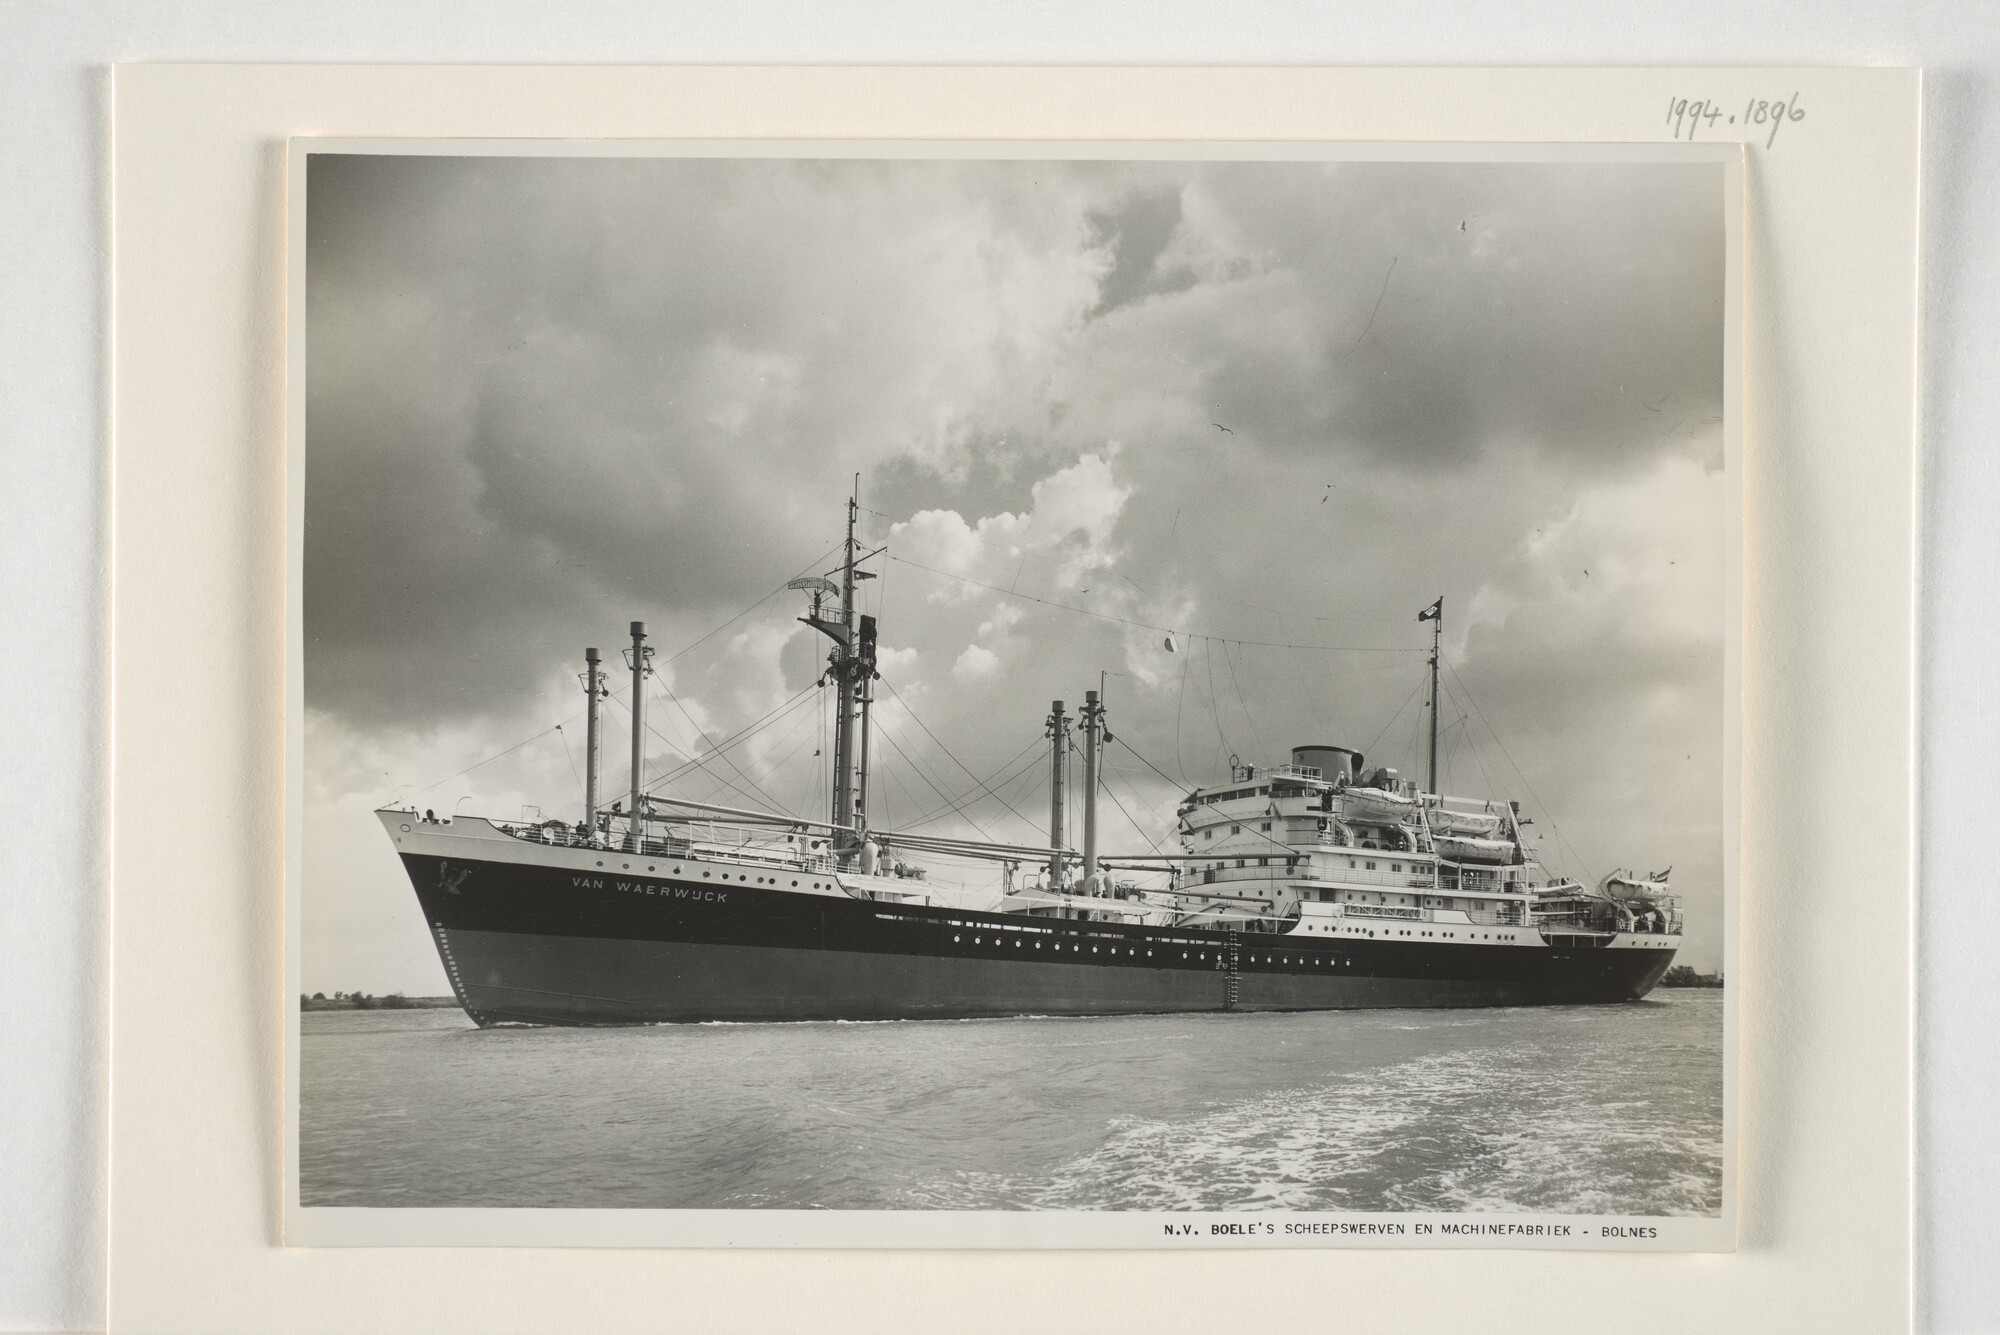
(300, 990), (1722, 1214)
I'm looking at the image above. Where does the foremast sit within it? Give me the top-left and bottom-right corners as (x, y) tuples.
(795, 478), (879, 863)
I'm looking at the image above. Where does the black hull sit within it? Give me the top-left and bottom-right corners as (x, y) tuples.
(400, 851), (1677, 1026)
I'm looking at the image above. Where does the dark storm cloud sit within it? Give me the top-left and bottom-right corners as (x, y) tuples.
(1088, 186), (1188, 317)
(304, 154), (1113, 725)
(1070, 160), (1724, 473)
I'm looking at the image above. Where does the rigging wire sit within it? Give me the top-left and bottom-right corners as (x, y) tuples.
(1111, 733), (1192, 798)
(750, 692), (830, 797)
(872, 713), (1006, 845)
(606, 691), (786, 816)
(634, 683), (822, 803)
(554, 723), (585, 801)
(1202, 636), (1230, 768)
(1445, 659), (1592, 885)
(404, 712), (583, 801)
(1221, 638), (1271, 763)
(1363, 675), (1427, 763)
(397, 552), (842, 805)
(1099, 768), (1166, 855)
(1404, 681), (1428, 785)
(652, 672), (796, 817)
(993, 749), (1055, 824)
(887, 554), (1425, 654)
(656, 543), (843, 671)
(894, 734), (1048, 833)
(1172, 638), (1193, 784)
(878, 678), (1046, 836)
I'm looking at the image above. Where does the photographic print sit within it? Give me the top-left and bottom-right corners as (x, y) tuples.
(291, 142), (1737, 1248)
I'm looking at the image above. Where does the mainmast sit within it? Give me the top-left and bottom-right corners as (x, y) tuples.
(1045, 699), (1069, 887)
(829, 494), (858, 844)
(624, 621), (652, 849)
(1419, 596), (1443, 796)
(797, 477), (878, 860)
(1081, 689), (1104, 892)
(854, 612), (877, 845)
(580, 646), (606, 830)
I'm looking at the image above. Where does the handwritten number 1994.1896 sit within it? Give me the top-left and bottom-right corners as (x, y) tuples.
(1667, 93), (1805, 148)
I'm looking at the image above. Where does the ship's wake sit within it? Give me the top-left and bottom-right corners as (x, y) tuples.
(902, 1040), (1722, 1217)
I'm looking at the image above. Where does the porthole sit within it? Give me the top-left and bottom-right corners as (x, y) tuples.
(792, 880), (799, 886)
(702, 871), (710, 878)
(622, 863), (629, 869)
(954, 935), (960, 943)
(399, 823), (411, 833)
(596, 861), (604, 867)
(648, 865), (656, 871)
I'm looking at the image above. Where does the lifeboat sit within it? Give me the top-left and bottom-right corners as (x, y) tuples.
(1428, 809), (1505, 839)
(1432, 833), (1515, 863)
(1338, 786), (1418, 826)
(1600, 868), (1671, 901)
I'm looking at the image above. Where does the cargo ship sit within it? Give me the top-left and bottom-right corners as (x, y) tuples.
(377, 495), (1682, 1026)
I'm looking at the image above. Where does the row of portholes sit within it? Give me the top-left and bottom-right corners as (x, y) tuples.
(937, 936), (1379, 971)
(953, 934), (1154, 958)
(587, 859), (829, 893)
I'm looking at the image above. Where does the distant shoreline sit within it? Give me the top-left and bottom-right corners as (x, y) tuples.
(1656, 966), (1725, 989)
(301, 993), (459, 1011)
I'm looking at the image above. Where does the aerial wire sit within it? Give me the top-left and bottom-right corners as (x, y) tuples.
(887, 554), (1423, 654)
(554, 723), (585, 801)
(1445, 659), (1591, 884)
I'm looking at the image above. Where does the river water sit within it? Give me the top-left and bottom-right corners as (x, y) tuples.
(299, 989), (1723, 1215)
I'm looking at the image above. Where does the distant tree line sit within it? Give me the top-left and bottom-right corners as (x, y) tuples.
(300, 991), (455, 1010)
(1658, 965), (1725, 988)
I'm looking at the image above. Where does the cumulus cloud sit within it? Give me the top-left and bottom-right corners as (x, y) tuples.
(952, 644), (1002, 682)
(894, 451), (1131, 599)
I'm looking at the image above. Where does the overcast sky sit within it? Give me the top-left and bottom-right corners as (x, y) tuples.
(303, 151), (1727, 993)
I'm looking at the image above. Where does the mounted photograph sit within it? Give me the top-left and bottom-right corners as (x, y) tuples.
(287, 141), (1739, 1248)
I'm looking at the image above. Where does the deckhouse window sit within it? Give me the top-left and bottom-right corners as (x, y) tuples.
(1261, 821), (1272, 832)
(1231, 824), (1241, 835)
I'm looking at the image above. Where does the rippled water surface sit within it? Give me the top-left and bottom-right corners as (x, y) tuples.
(300, 990), (1723, 1214)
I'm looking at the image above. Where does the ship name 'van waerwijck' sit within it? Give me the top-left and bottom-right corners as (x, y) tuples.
(378, 493), (1683, 1026)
